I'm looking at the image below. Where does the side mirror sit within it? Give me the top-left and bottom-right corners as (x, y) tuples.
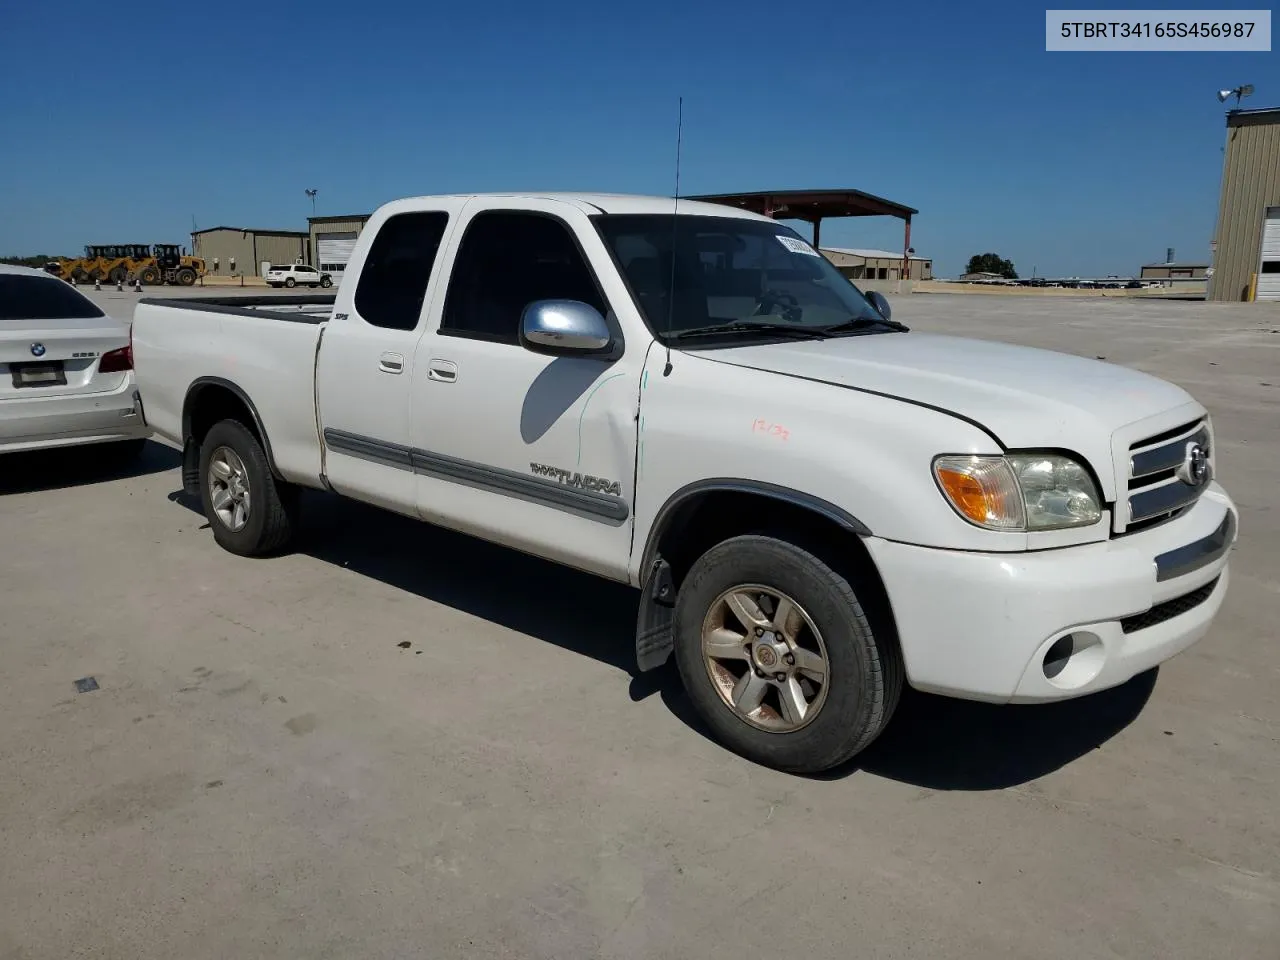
(520, 300), (612, 355)
(866, 290), (892, 321)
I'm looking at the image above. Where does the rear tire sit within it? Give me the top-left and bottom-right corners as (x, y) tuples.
(198, 419), (298, 557)
(175, 267), (197, 286)
(284, 277), (296, 288)
(672, 535), (902, 774)
(139, 266), (159, 285)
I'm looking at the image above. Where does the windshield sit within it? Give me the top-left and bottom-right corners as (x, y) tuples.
(0, 275), (105, 321)
(594, 214), (891, 342)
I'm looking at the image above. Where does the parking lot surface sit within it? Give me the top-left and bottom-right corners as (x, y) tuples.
(2, 290), (1277, 959)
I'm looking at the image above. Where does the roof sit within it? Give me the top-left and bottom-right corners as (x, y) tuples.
(822, 246), (929, 261)
(686, 188), (917, 220)
(370, 193), (778, 222)
(308, 214), (373, 224)
(0, 263), (52, 277)
(1141, 262), (1209, 269)
(192, 226), (309, 237)
(1227, 106), (1280, 127)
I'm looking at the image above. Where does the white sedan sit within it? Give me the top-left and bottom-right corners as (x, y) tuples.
(0, 264), (149, 456)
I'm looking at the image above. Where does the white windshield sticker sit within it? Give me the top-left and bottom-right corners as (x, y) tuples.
(776, 235), (820, 257)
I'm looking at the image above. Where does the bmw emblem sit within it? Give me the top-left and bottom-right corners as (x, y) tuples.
(30, 343), (46, 358)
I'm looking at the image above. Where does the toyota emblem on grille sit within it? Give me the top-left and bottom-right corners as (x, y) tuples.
(1178, 442), (1210, 486)
(29, 342), (46, 357)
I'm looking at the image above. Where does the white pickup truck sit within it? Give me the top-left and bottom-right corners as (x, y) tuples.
(132, 193), (1238, 773)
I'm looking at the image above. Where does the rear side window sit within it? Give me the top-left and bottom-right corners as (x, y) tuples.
(0, 275), (105, 321)
(354, 212), (450, 331)
(441, 212), (606, 344)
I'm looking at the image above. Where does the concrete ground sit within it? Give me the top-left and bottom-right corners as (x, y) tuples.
(2, 291), (1277, 959)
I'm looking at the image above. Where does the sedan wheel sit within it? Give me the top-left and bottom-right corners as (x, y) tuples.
(207, 445), (251, 532)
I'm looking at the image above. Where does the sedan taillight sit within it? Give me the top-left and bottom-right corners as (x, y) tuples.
(99, 345), (133, 373)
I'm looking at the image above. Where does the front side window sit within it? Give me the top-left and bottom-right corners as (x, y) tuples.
(0, 275), (105, 320)
(594, 214), (892, 343)
(353, 211), (449, 331)
(441, 212), (606, 344)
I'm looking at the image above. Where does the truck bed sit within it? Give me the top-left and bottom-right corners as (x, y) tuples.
(137, 294), (336, 322)
(132, 295), (331, 487)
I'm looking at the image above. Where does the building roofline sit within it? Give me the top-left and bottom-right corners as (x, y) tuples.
(192, 226), (309, 236)
(1226, 106), (1280, 127)
(686, 188), (917, 220)
(308, 214), (372, 224)
(1140, 262), (1210, 268)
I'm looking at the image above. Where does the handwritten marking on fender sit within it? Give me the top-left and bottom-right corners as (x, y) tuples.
(752, 419), (790, 441)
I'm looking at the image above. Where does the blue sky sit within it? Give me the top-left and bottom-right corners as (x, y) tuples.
(0, 1), (1272, 276)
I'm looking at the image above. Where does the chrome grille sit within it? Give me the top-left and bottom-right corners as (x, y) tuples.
(1124, 419), (1210, 530)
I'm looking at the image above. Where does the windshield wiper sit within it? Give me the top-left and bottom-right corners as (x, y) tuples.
(818, 314), (910, 334)
(669, 321), (830, 341)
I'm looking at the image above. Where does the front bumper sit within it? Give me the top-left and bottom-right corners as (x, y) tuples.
(865, 483), (1237, 703)
(0, 382), (149, 453)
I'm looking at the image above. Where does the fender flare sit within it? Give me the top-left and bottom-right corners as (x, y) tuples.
(181, 377), (281, 493)
(633, 478), (872, 672)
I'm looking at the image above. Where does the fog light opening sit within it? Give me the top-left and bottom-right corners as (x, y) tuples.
(1041, 631), (1106, 689)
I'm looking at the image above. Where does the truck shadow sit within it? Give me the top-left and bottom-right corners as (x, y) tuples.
(1, 440), (178, 495)
(169, 487), (1157, 790)
(656, 666), (1158, 790)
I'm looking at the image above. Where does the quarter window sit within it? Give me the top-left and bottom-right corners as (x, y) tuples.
(441, 212), (607, 344)
(353, 212), (449, 331)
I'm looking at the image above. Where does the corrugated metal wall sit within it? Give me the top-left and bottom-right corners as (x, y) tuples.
(308, 218), (370, 265)
(192, 230), (308, 276)
(1211, 112), (1280, 302)
(254, 234), (309, 273)
(192, 230), (256, 276)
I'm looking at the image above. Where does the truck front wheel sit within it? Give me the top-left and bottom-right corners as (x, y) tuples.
(198, 419), (298, 556)
(673, 535), (902, 773)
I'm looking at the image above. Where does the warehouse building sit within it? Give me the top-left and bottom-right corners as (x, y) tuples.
(820, 247), (932, 281)
(1209, 106), (1280, 301)
(308, 214), (372, 283)
(191, 227), (310, 277)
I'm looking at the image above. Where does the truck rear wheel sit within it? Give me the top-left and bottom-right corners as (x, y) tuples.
(198, 419), (298, 556)
(175, 267), (197, 286)
(672, 535), (902, 773)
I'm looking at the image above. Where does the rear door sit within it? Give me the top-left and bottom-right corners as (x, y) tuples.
(0, 273), (131, 399)
(314, 201), (463, 517)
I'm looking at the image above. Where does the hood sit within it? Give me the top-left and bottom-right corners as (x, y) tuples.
(697, 332), (1202, 497)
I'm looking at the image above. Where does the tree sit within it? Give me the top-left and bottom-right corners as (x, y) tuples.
(965, 253), (1018, 279)
(1, 254), (67, 269)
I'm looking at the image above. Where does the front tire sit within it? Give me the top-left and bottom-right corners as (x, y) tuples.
(198, 420), (298, 556)
(673, 535), (902, 773)
(320, 275), (333, 288)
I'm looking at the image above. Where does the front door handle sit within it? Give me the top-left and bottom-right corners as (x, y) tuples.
(428, 359), (458, 383)
(379, 352), (404, 374)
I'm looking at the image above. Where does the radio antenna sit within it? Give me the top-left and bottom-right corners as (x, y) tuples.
(663, 96), (683, 377)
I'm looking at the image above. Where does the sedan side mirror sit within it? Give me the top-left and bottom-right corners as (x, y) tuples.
(521, 300), (613, 355)
(866, 290), (892, 322)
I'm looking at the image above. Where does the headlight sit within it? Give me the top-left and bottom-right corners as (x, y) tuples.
(934, 454), (1102, 531)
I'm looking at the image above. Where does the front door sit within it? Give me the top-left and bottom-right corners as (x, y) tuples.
(315, 205), (459, 516)
(410, 200), (645, 581)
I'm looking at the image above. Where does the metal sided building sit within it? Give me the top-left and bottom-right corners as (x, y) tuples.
(1210, 106), (1280, 302)
(308, 214), (372, 283)
(191, 227), (310, 277)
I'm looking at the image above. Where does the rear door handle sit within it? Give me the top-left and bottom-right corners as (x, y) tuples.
(379, 352), (404, 374)
(428, 359), (458, 383)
